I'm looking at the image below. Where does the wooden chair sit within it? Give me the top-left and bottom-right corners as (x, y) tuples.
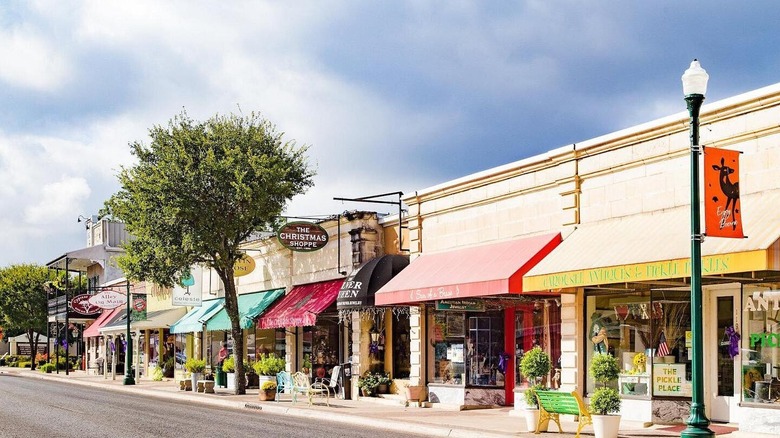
(291, 371), (329, 406)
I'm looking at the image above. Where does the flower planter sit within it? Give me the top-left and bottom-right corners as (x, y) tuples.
(258, 389), (276, 401)
(592, 414), (621, 438)
(377, 383), (389, 394)
(522, 409), (549, 433)
(361, 388), (374, 397)
(190, 372), (204, 392)
(226, 372), (236, 390)
(403, 385), (426, 401)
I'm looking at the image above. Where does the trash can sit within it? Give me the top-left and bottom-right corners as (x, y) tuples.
(215, 367), (226, 388)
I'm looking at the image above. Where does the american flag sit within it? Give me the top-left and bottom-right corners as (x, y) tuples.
(657, 331), (670, 357)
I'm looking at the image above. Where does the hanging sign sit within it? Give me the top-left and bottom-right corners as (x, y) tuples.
(131, 294), (147, 322)
(69, 294), (103, 315)
(88, 290), (126, 309)
(704, 147), (744, 238)
(277, 221), (329, 252)
(172, 286), (202, 307)
(233, 253), (256, 277)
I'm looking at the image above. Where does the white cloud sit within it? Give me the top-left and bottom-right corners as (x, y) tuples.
(0, 26), (72, 91)
(25, 177), (91, 225)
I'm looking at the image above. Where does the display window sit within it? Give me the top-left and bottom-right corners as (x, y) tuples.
(393, 313), (411, 379)
(303, 322), (339, 379)
(515, 300), (561, 387)
(430, 309), (505, 387)
(585, 290), (691, 398)
(741, 286), (780, 404)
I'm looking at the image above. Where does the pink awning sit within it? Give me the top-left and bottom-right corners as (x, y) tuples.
(374, 233), (561, 306)
(83, 307), (123, 338)
(258, 279), (344, 329)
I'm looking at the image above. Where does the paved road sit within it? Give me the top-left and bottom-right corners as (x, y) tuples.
(0, 373), (429, 438)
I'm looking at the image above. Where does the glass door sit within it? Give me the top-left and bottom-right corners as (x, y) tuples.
(706, 285), (740, 422)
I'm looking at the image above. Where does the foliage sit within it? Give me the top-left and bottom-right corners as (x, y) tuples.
(184, 358), (206, 373)
(252, 353), (285, 376)
(35, 353), (48, 366)
(632, 352), (647, 373)
(524, 384), (546, 408)
(39, 363), (56, 373)
(104, 111), (314, 395)
(222, 356), (236, 373)
(302, 354), (312, 369)
(589, 353), (620, 387)
(375, 372), (392, 386)
(260, 380), (277, 391)
(358, 373), (380, 392)
(162, 356), (175, 378)
(17, 361), (32, 368)
(150, 365), (164, 381)
(0, 264), (51, 371)
(589, 387), (622, 415)
(520, 346), (552, 384)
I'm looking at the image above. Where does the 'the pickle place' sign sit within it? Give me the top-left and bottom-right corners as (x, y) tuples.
(653, 363), (690, 396)
(277, 221), (329, 252)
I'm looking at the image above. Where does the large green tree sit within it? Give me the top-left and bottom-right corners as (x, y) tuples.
(105, 111), (314, 394)
(0, 264), (51, 370)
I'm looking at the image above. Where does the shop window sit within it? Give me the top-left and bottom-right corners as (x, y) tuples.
(303, 323), (339, 380)
(252, 328), (286, 360)
(585, 290), (691, 398)
(515, 301), (561, 387)
(741, 286), (780, 404)
(431, 309), (506, 387)
(393, 313), (411, 379)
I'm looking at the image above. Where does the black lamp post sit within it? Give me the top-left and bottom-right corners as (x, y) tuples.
(123, 280), (135, 385)
(680, 59), (714, 438)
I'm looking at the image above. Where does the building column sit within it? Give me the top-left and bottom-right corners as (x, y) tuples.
(559, 291), (583, 392)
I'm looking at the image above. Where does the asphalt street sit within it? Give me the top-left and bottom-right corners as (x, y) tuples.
(0, 373), (429, 438)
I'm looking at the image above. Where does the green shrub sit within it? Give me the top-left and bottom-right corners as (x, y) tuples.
(150, 365), (164, 381)
(589, 353), (620, 386)
(252, 354), (285, 376)
(520, 346), (551, 384)
(17, 361), (32, 368)
(39, 363), (56, 373)
(524, 383), (546, 408)
(184, 358), (206, 373)
(589, 387), (621, 415)
(222, 356), (235, 373)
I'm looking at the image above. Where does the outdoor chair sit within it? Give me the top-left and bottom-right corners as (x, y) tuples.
(291, 371), (329, 406)
(276, 371), (293, 403)
(314, 365), (342, 399)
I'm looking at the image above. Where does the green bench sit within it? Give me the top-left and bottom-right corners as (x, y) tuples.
(534, 390), (592, 437)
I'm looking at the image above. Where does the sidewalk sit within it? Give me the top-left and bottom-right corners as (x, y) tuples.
(2, 367), (731, 437)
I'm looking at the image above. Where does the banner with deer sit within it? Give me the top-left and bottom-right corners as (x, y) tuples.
(704, 147), (744, 238)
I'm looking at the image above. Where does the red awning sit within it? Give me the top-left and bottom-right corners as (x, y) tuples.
(83, 307), (123, 338)
(258, 279), (344, 329)
(374, 233), (561, 306)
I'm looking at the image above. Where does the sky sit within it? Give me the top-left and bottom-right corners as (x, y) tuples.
(2, 1), (780, 267)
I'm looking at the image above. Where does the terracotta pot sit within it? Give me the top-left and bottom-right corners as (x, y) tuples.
(258, 389), (276, 401)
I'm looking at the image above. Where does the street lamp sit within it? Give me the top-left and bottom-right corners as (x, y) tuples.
(681, 59), (714, 438)
(123, 280), (135, 385)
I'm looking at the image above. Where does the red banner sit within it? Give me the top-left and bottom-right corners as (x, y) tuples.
(703, 147), (744, 238)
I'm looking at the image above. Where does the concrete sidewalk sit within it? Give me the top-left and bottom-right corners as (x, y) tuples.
(2, 367), (734, 437)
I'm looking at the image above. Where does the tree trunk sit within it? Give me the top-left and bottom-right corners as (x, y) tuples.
(219, 267), (245, 395)
(27, 330), (38, 371)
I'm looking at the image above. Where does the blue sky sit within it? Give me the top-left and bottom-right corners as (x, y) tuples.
(2, 1), (780, 266)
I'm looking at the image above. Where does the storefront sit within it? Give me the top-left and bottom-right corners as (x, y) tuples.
(375, 233), (562, 408)
(523, 190), (780, 429)
(259, 279), (346, 380)
(336, 254), (410, 397)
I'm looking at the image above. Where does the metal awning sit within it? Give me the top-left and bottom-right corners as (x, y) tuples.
(46, 244), (124, 272)
(100, 307), (187, 335)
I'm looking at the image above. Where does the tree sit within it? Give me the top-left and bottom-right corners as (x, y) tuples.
(0, 264), (51, 370)
(105, 111), (314, 394)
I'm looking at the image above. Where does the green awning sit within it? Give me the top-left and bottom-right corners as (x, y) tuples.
(205, 288), (285, 331)
(169, 299), (224, 334)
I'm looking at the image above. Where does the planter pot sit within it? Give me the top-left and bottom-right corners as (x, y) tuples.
(378, 383), (389, 394)
(403, 385), (426, 401)
(592, 414), (621, 438)
(258, 389), (276, 401)
(190, 372), (204, 391)
(522, 409), (549, 433)
(360, 388), (374, 397)
(226, 372), (236, 390)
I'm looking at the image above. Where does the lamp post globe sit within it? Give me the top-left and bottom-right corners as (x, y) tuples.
(680, 59), (714, 438)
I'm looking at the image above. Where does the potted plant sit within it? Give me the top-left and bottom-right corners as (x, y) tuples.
(376, 372), (392, 394)
(519, 346), (552, 433)
(252, 353), (286, 387)
(358, 373), (379, 397)
(222, 356), (236, 390)
(185, 358), (207, 391)
(302, 354), (312, 376)
(258, 380), (277, 401)
(589, 353), (622, 438)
